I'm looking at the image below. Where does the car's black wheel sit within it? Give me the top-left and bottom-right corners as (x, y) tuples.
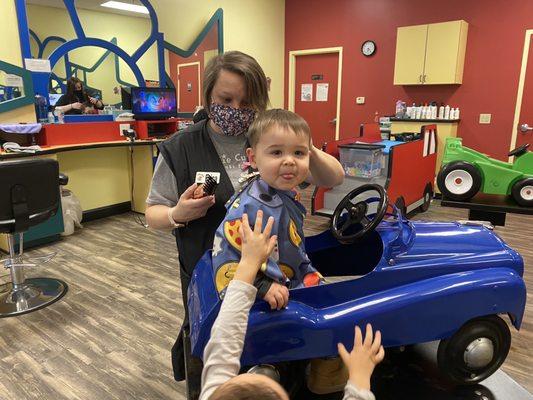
(511, 178), (533, 207)
(419, 183), (433, 212)
(437, 161), (482, 201)
(437, 315), (511, 385)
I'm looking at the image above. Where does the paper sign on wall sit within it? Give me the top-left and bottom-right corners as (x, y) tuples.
(316, 83), (329, 102)
(301, 83), (313, 102)
(24, 58), (51, 73)
(4, 74), (23, 87)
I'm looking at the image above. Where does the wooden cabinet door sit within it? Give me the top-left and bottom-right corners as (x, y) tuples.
(424, 20), (468, 84)
(394, 24), (428, 85)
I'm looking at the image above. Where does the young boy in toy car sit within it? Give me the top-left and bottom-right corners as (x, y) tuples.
(210, 109), (324, 310)
(203, 108), (369, 394)
(200, 210), (385, 400)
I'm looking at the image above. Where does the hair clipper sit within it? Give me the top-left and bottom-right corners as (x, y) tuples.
(203, 174), (218, 196)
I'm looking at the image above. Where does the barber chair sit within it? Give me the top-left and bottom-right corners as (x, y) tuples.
(0, 158), (68, 317)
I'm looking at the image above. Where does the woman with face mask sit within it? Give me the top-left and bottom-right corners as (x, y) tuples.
(54, 77), (104, 115)
(144, 51), (344, 397)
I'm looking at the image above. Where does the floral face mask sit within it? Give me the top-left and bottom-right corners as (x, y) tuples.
(209, 103), (256, 136)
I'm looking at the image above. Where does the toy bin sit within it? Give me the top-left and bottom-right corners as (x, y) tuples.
(339, 143), (384, 178)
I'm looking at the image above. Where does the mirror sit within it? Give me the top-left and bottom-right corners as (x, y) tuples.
(0, 59), (34, 114)
(0, 71), (25, 103)
(16, 0), (222, 117)
(25, 0), (156, 108)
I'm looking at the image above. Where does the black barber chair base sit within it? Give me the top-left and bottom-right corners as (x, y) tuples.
(0, 277), (67, 317)
(0, 158), (69, 318)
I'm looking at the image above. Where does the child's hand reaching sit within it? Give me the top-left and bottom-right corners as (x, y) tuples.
(337, 324), (385, 391)
(234, 211), (277, 285)
(263, 282), (289, 310)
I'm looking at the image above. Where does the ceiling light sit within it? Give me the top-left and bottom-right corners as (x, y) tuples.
(100, 1), (149, 14)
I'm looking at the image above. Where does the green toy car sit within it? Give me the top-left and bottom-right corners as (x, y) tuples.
(437, 138), (533, 206)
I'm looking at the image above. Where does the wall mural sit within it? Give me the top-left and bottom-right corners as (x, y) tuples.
(9, 0), (223, 117)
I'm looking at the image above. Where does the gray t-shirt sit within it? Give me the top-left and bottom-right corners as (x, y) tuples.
(146, 122), (247, 207)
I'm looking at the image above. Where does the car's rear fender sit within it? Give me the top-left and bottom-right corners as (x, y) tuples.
(236, 267), (525, 366)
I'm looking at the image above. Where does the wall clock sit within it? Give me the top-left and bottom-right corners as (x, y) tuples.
(361, 40), (376, 57)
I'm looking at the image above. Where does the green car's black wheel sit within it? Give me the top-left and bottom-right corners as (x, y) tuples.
(437, 161), (482, 201)
(511, 177), (533, 207)
(437, 315), (511, 385)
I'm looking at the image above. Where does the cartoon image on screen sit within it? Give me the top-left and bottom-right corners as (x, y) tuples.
(131, 87), (177, 119)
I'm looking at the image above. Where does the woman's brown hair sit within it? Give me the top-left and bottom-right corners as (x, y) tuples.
(65, 77), (88, 104)
(203, 51), (269, 112)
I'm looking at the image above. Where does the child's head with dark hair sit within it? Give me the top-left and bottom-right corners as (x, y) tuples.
(247, 108), (311, 148)
(210, 373), (288, 400)
(246, 109), (311, 191)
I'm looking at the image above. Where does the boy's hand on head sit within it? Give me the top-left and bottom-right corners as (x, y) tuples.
(337, 323), (385, 391)
(263, 282), (289, 310)
(234, 211), (277, 284)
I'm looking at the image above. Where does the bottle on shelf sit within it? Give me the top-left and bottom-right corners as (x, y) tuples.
(54, 108), (65, 124)
(438, 104), (445, 119)
(34, 93), (48, 123)
(444, 104), (451, 120)
(455, 107), (460, 120)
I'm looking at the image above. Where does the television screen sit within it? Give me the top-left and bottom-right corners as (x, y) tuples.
(131, 87), (177, 119)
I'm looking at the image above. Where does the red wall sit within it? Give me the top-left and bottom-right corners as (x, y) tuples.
(285, 0), (533, 160)
(168, 26), (218, 109)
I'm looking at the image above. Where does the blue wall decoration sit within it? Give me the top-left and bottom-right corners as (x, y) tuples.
(9, 0), (224, 117)
(30, 30), (134, 94)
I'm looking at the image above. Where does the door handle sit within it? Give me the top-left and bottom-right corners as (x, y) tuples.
(519, 123), (533, 133)
(329, 118), (337, 124)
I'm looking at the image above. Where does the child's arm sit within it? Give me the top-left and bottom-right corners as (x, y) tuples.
(338, 324), (385, 400)
(200, 211), (276, 400)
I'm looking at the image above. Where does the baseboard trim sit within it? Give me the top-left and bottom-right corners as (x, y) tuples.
(83, 202), (132, 222)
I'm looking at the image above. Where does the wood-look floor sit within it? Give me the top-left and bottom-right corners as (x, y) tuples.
(0, 191), (531, 399)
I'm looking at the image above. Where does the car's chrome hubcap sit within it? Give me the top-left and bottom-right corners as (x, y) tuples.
(464, 338), (494, 369)
(445, 170), (474, 194)
(520, 185), (533, 201)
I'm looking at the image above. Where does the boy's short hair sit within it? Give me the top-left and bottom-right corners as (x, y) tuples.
(210, 379), (284, 400)
(203, 51), (269, 112)
(247, 109), (311, 148)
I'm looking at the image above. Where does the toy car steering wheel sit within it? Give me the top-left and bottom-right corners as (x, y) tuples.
(331, 184), (388, 244)
(508, 143), (530, 157)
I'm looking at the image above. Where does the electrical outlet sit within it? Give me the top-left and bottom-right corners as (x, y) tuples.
(119, 123), (131, 136)
(479, 114), (491, 124)
(356, 97), (365, 104)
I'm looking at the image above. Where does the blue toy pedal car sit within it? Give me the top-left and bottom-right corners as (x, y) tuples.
(188, 184), (526, 387)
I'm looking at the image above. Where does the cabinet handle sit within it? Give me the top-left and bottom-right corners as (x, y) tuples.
(423, 74), (427, 83)
(419, 74), (423, 83)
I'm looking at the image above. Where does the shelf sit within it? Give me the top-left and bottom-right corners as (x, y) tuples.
(390, 118), (460, 123)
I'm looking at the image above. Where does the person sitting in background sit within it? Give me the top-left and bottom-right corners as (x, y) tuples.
(54, 77), (104, 115)
(200, 210), (385, 400)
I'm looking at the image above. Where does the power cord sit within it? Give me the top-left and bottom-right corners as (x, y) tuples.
(127, 135), (149, 229)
